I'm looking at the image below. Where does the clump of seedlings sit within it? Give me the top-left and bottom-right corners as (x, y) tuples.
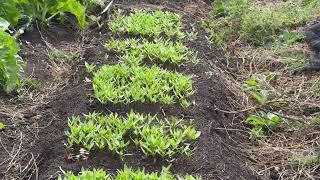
(93, 64), (193, 108)
(59, 166), (201, 179)
(66, 111), (200, 158)
(109, 9), (184, 39)
(105, 38), (189, 65)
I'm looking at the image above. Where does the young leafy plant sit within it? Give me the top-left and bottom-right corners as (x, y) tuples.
(109, 9), (184, 39)
(93, 64), (193, 108)
(0, 29), (24, 93)
(105, 38), (189, 65)
(245, 112), (282, 139)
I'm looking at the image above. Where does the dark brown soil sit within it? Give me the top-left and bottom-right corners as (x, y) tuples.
(0, 1), (259, 179)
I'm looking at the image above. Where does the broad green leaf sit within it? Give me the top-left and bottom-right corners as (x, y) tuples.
(0, 0), (20, 26)
(0, 122), (4, 129)
(55, 0), (88, 29)
(0, 17), (10, 31)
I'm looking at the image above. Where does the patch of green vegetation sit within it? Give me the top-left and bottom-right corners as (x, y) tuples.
(275, 46), (308, 72)
(59, 166), (201, 180)
(209, 0), (320, 45)
(93, 64), (193, 108)
(66, 111), (200, 158)
(21, 78), (41, 90)
(49, 49), (76, 62)
(105, 38), (189, 65)
(109, 9), (184, 39)
(245, 112), (282, 139)
(289, 152), (320, 168)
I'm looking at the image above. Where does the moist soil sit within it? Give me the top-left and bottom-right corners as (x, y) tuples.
(0, 0), (259, 179)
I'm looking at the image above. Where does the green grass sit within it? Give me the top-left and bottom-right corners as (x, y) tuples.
(66, 111), (200, 158)
(59, 166), (201, 180)
(210, 0), (320, 45)
(109, 9), (184, 39)
(93, 64), (193, 108)
(105, 38), (189, 65)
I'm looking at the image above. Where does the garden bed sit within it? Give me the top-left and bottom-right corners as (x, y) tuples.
(0, 0), (258, 179)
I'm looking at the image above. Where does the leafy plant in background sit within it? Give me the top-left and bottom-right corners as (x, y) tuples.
(109, 9), (184, 39)
(59, 165), (201, 180)
(93, 64), (193, 108)
(105, 38), (189, 65)
(0, 22), (24, 93)
(66, 111), (200, 158)
(0, 0), (88, 31)
(245, 112), (282, 139)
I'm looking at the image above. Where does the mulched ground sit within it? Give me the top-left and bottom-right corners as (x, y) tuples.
(0, 0), (259, 179)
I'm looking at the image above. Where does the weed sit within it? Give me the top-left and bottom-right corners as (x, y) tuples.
(105, 38), (189, 65)
(93, 64), (193, 108)
(245, 112), (282, 139)
(49, 49), (76, 62)
(289, 152), (320, 168)
(109, 9), (184, 39)
(20, 78), (41, 90)
(186, 31), (198, 41)
(84, 62), (96, 73)
(66, 111), (200, 158)
(209, 0), (320, 45)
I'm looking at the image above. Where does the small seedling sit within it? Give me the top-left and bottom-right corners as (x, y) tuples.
(0, 122), (5, 130)
(186, 31), (198, 41)
(84, 62), (96, 73)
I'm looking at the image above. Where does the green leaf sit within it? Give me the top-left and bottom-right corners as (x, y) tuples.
(0, 30), (24, 93)
(0, 0), (20, 26)
(54, 0), (88, 29)
(0, 122), (5, 129)
(0, 17), (10, 31)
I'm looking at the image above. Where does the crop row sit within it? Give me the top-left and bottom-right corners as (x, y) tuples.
(66, 111), (200, 158)
(109, 10), (184, 39)
(59, 166), (201, 180)
(93, 64), (193, 108)
(105, 38), (188, 65)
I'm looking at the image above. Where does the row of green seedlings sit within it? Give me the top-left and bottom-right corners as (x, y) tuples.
(59, 166), (200, 179)
(67, 111), (200, 158)
(105, 38), (190, 65)
(92, 64), (193, 108)
(65, 9), (199, 177)
(109, 9), (184, 39)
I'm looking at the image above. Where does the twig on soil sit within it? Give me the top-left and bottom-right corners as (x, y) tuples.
(5, 132), (23, 173)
